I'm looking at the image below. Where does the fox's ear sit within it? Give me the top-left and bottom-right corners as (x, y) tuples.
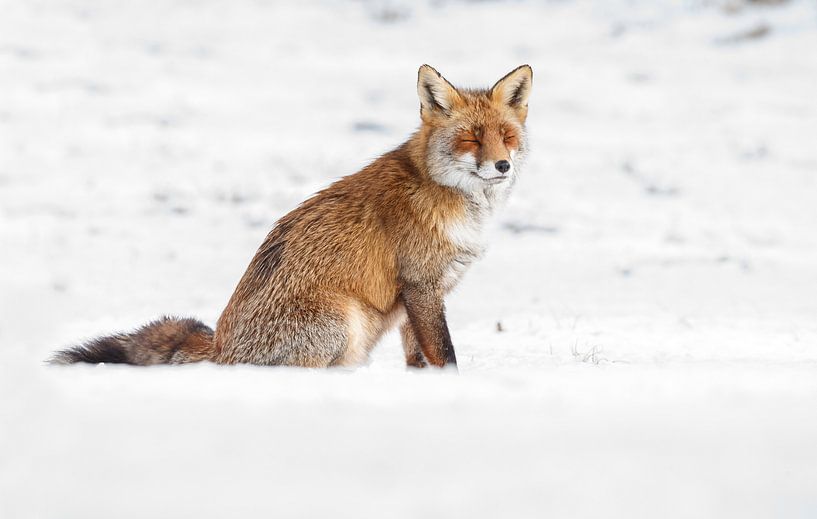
(417, 65), (461, 118)
(491, 65), (533, 119)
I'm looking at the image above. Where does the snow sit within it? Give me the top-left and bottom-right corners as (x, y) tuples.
(2, 0), (817, 517)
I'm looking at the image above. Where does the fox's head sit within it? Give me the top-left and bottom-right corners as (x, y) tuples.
(416, 64), (532, 198)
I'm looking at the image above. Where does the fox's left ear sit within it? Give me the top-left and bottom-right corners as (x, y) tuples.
(491, 65), (533, 121)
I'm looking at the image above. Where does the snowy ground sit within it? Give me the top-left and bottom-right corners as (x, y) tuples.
(2, 0), (817, 517)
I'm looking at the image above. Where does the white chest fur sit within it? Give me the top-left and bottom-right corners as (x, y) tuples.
(439, 176), (515, 291)
(440, 208), (487, 291)
(445, 209), (486, 255)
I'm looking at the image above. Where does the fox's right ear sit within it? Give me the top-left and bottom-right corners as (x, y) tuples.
(417, 65), (461, 119)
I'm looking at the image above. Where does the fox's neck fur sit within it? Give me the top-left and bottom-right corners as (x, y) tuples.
(394, 127), (525, 267)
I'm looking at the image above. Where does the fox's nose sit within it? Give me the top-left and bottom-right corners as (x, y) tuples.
(495, 160), (511, 174)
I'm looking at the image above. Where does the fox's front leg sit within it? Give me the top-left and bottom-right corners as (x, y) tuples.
(400, 283), (457, 369)
(400, 321), (427, 368)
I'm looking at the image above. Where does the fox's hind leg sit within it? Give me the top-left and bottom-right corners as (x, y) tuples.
(330, 299), (385, 367)
(277, 312), (349, 368)
(215, 297), (348, 367)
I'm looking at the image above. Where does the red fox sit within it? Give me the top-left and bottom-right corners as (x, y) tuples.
(51, 64), (533, 369)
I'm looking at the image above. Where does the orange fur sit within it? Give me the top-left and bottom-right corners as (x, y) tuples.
(52, 64), (533, 369)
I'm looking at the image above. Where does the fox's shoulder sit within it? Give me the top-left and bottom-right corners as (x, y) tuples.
(312, 143), (465, 218)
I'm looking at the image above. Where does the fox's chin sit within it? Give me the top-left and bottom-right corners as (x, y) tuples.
(470, 172), (508, 184)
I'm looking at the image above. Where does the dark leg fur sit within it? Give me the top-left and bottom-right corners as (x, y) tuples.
(400, 283), (457, 369)
(400, 321), (427, 368)
(49, 316), (214, 366)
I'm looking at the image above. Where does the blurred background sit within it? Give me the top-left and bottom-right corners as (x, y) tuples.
(1, 1), (816, 518)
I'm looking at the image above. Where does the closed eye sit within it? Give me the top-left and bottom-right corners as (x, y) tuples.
(461, 139), (480, 144)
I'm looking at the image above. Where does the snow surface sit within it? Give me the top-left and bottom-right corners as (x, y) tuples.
(2, 0), (817, 517)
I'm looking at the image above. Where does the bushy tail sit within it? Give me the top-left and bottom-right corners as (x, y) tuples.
(50, 316), (215, 366)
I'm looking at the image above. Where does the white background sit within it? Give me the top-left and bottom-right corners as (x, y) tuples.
(1, 1), (816, 517)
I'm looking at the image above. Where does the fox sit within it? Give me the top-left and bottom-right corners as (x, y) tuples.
(51, 64), (533, 369)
